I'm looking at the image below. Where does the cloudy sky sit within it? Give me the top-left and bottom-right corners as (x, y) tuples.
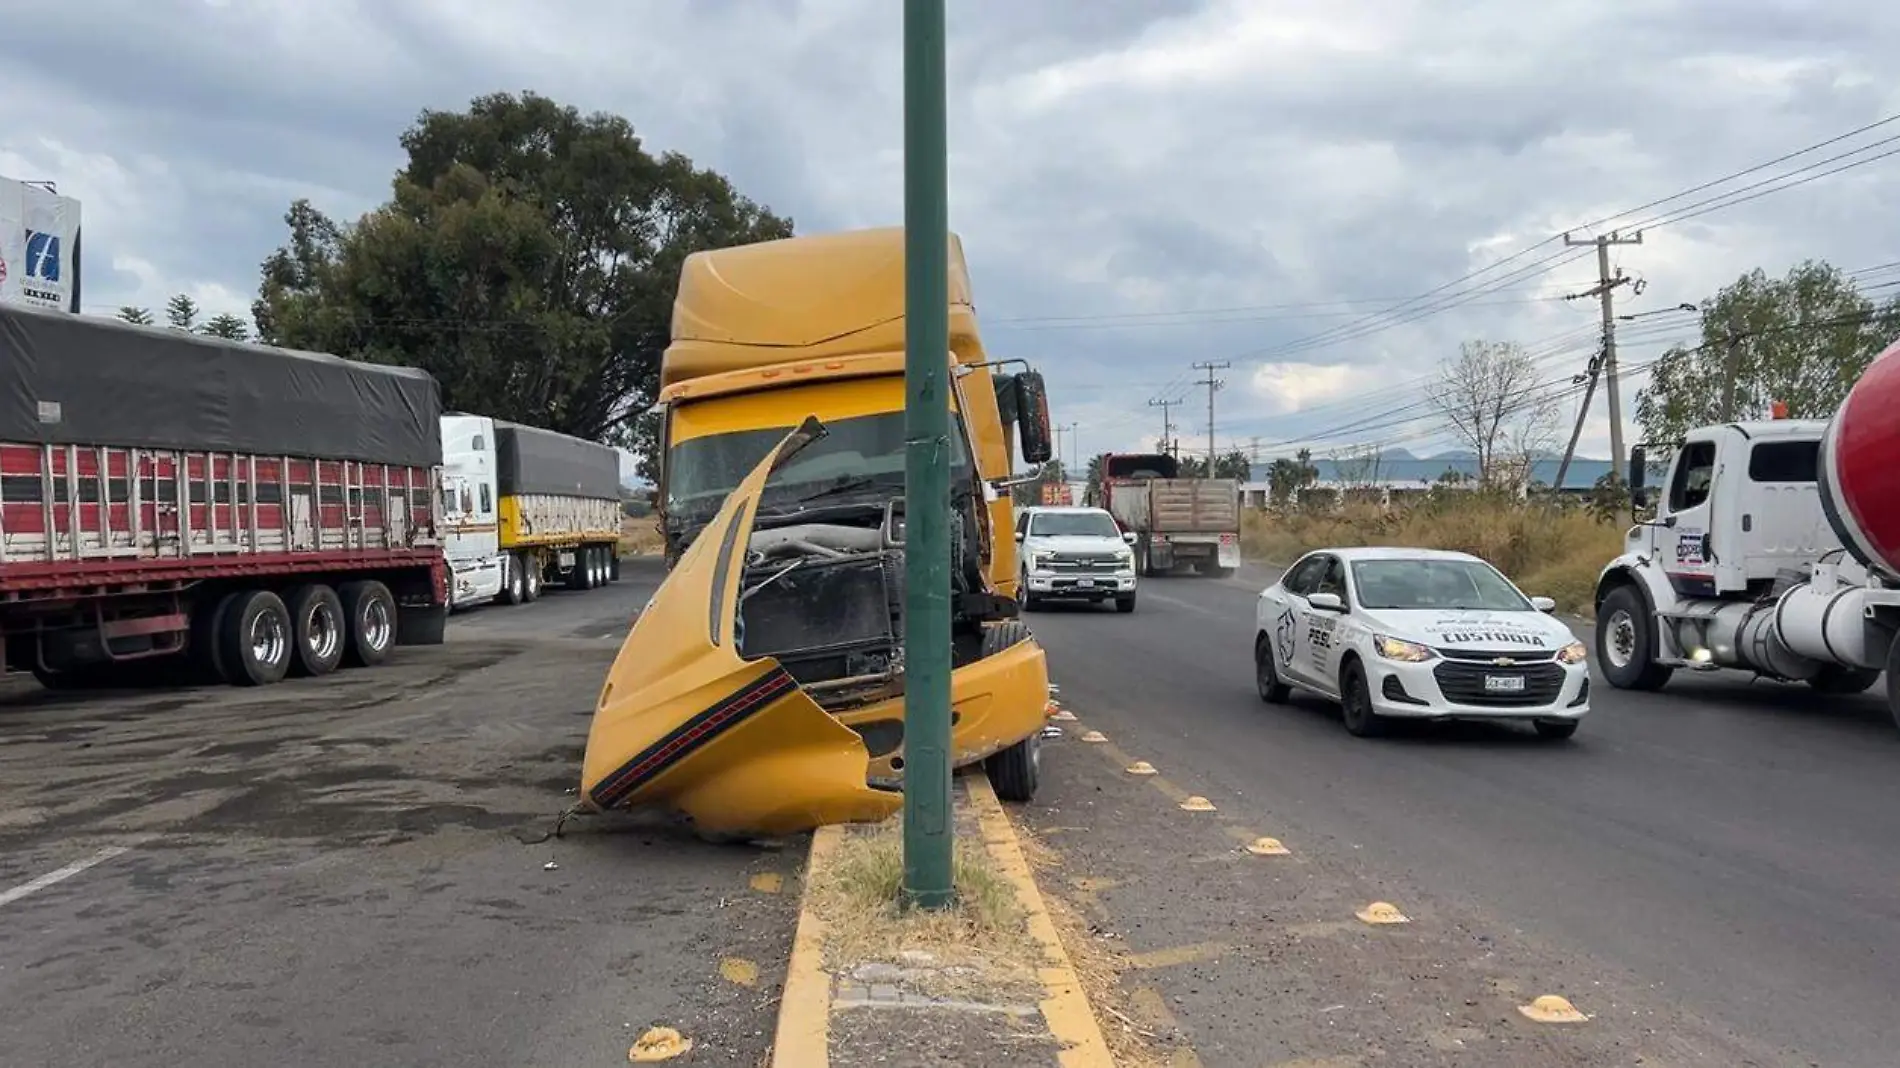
(4, 0), (1898, 473)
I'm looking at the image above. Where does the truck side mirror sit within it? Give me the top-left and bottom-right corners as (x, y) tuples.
(1627, 446), (1649, 508)
(1015, 371), (1054, 465)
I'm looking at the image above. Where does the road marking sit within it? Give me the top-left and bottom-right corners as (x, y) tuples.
(1127, 942), (1229, 970)
(1355, 901), (1410, 925)
(720, 957), (760, 987)
(1079, 730), (1107, 743)
(0, 845), (130, 908)
(1128, 986), (1207, 1067)
(967, 772), (1117, 1068)
(1246, 836), (1291, 856)
(1518, 994), (1590, 1023)
(1125, 761), (1158, 775)
(749, 871), (784, 894)
(1178, 795), (1217, 811)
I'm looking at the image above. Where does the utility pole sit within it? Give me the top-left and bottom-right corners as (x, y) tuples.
(1553, 353), (1603, 492)
(900, 0), (953, 912)
(1148, 397), (1181, 459)
(1719, 311), (1747, 420)
(1193, 361), (1229, 478)
(1054, 421), (1079, 474)
(1563, 231), (1643, 494)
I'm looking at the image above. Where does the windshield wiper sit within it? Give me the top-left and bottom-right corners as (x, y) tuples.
(792, 476), (882, 506)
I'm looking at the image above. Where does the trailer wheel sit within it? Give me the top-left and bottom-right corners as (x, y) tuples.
(285, 584), (346, 677)
(588, 547), (606, 588)
(523, 557), (542, 602)
(608, 551), (621, 582)
(337, 580), (397, 668)
(189, 591), (240, 683)
(569, 549), (595, 591)
(1595, 584), (1673, 691)
(219, 589), (294, 687)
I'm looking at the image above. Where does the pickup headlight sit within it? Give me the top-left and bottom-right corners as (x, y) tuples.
(1115, 549), (1135, 568)
(1373, 635), (1436, 663)
(1557, 640), (1588, 665)
(1030, 551), (1055, 571)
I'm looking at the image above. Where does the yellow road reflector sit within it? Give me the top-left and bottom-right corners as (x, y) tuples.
(629, 1026), (693, 1062)
(1518, 994), (1589, 1023)
(1051, 709), (1078, 722)
(1125, 761), (1158, 775)
(1079, 730), (1107, 743)
(1356, 901), (1409, 925)
(719, 957), (760, 987)
(1246, 836), (1290, 856)
(1178, 795), (1216, 811)
(748, 871), (784, 894)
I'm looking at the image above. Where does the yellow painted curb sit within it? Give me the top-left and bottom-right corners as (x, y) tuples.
(769, 824), (843, 1068)
(968, 772), (1118, 1068)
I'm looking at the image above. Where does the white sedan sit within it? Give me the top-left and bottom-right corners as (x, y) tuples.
(1253, 547), (1591, 739)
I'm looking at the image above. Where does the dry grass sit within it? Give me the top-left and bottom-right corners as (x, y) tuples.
(618, 516), (664, 557)
(1241, 494), (1623, 615)
(808, 815), (1034, 995)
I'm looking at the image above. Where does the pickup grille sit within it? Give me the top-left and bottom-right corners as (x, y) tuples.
(1432, 660), (1565, 707)
(1046, 552), (1121, 572)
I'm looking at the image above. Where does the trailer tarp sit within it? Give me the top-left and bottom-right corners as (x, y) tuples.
(0, 302), (442, 466)
(494, 421), (621, 500)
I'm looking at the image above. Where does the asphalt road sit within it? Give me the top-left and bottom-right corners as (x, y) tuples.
(0, 558), (796, 1068)
(1018, 566), (1900, 1067)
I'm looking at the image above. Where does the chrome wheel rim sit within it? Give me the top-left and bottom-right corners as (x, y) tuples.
(305, 601), (341, 661)
(250, 608), (288, 666)
(1606, 610), (1636, 669)
(361, 598), (394, 651)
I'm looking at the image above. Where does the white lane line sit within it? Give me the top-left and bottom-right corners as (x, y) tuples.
(0, 846), (131, 909)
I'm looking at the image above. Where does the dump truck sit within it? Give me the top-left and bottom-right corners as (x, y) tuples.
(439, 414), (623, 608)
(580, 227), (1058, 837)
(0, 303), (448, 689)
(1090, 451), (1241, 577)
(1595, 336), (1900, 728)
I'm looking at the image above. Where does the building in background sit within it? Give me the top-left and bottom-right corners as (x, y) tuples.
(0, 176), (82, 313)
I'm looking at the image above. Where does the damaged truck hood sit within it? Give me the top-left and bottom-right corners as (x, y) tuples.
(579, 416), (901, 838)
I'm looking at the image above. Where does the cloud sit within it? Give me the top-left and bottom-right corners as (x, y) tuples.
(3, 0), (1899, 465)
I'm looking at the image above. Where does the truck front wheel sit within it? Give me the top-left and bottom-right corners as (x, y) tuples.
(1596, 584), (1673, 691)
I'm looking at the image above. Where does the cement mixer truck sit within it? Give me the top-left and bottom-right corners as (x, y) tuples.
(1593, 339), (1900, 727)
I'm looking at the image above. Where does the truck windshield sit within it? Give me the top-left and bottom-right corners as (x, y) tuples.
(1030, 511), (1121, 538)
(1349, 559), (1533, 612)
(666, 410), (973, 524)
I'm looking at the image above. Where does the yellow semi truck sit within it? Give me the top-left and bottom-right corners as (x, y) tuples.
(579, 227), (1058, 835)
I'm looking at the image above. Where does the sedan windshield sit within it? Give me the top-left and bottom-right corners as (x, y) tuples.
(1349, 559), (1532, 612)
(1030, 511), (1121, 538)
(665, 410), (973, 525)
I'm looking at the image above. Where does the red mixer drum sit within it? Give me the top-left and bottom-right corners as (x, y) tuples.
(1819, 336), (1900, 579)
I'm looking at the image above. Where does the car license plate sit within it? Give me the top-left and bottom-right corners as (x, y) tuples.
(1483, 674), (1525, 692)
(1076, 578), (1095, 588)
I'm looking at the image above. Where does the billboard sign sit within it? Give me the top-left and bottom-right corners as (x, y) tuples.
(0, 176), (82, 313)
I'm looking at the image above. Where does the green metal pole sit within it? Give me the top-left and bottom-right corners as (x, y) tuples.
(900, 0), (955, 911)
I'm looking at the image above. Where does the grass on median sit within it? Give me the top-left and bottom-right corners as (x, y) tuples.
(619, 516), (664, 557)
(1240, 493), (1624, 615)
(808, 814), (1034, 995)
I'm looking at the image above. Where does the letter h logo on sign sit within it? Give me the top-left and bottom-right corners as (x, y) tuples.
(24, 230), (61, 283)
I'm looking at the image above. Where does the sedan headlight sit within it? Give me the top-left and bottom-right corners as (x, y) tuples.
(1557, 640), (1588, 665)
(1373, 635), (1436, 663)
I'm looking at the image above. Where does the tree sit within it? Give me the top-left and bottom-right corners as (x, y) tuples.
(1176, 455), (1209, 478)
(166, 294), (200, 331)
(1331, 443), (1384, 489)
(200, 313), (251, 341)
(1265, 448), (1319, 503)
(1213, 449), (1251, 481)
(253, 90), (795, 447)
(116, 306), (154, 326)
(1426, 339), (1558, 490)
(1084, 454), (1104, 505)
(1636, 260), (1900, 443)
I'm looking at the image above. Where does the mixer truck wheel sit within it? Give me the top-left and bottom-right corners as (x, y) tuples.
(1806, 665), (1880, 696)
(1595, 585), (1673, 691)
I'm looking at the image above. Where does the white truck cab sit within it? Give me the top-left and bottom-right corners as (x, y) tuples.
(439, 414), (507, 608)
(1595, 415), (1900, 724)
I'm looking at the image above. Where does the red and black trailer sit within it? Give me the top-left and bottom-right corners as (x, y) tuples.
(0, 303), (448, 689)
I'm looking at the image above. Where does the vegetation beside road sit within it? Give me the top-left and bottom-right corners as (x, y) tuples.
(1241, 494), (1623, 615)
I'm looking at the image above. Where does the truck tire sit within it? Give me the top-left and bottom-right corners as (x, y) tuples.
(609, 552), (621, 582)
(591, 547), (609, 588)
(979, 619), (1041, 802)
(1017, 569), (1041, 611)
(568, 550), (594, 592)
(500, 555), (526, 606)
(189, 591), (240, 683)
(219, 589), (294, 687)
(337, 580), (397, 668)
(1596, 584), (1673, 691)
(1115, 592), (1136, 613)
(1807, 665), (1880, 696)
(523, 556), (542, 602)
(285, 584), (346, 677)
(1886, 634), (1900, 733)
